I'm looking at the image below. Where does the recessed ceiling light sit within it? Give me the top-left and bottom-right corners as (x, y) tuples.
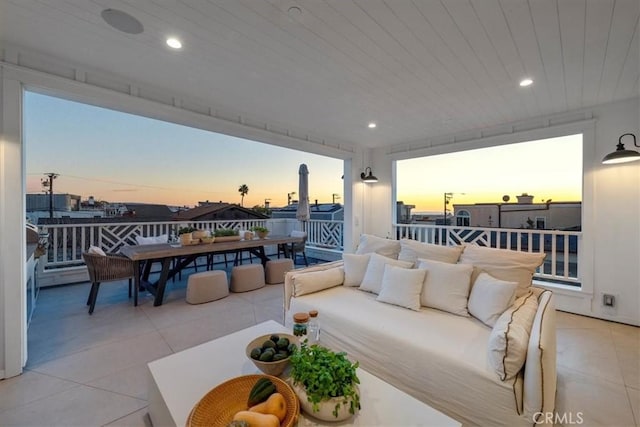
(166, 37), (182, 49)
(519, 78), (533, 87)
(101, 9), (143, 34)
(288, 6), (302, 16)
(368, 122), (377, 129)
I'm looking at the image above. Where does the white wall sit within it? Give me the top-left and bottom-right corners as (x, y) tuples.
(0, 69), (27, 378)
(365, 97), (640, 325)
(589, 97), (639, 325)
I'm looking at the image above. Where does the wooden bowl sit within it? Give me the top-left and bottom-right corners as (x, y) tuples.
(246, 333), (298, 376)
(187, 374), (299, 427)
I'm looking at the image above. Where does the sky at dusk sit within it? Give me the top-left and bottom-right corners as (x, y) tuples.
(25, 92), (344, 208)
(25, 92), (582, 213)
(397, 134), (583, 213)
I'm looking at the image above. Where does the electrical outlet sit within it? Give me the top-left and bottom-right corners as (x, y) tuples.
(602, 294), (615, 307)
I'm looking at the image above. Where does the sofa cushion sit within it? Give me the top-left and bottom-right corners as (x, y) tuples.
(359, 253), (413, 295)
(355, 234), (401, 259)
(488, 291), (539, 380)
(417, 259), (473, 316)
(470, 265), (534, 295)
(342, 253), (371, 287)
(376, 265), (426, 311)
(459, 245), (545, 297)
(468, 272), (518, 327)
(292, 267), (344, 297)
(398, 239), (464, 265)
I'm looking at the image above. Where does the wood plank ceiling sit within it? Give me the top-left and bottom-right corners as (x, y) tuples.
(0, 0), (638, 148)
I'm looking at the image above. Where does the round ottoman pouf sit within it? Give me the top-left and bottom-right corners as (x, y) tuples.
(186, 270), (228, 304)
(265, 258), (294, 284)
(230, 264), (265, 293)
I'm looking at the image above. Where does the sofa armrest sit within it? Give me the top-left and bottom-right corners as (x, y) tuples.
(283, 260), (344, 311)
(523, 289), (557, 423)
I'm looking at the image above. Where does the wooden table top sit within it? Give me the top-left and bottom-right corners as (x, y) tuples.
(119, 235), (303, 261)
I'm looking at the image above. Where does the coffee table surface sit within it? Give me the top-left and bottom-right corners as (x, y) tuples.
(147, 320), (460, 426)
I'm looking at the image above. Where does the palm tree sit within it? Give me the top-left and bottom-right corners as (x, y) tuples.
(238, 184), (249, 207)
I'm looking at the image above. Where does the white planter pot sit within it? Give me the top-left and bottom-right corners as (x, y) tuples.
(291, 382), (359, 421)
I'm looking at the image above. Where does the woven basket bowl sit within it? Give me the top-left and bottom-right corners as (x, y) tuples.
(186, 374), (299, 427)
(246, 334), (299, 376)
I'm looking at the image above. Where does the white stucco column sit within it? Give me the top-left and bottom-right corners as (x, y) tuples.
(0, 67), (26, 378)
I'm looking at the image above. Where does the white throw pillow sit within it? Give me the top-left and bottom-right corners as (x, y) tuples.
(292, 267), (344, 297)
(87, 245), (106, 256)
(359, 253), (413, 295)
(376, 265), (426, 311)
(488, 292), (539, 380)
(468, 272), (518, 327)
(135, 234), (167, 245)
(417, 259), (473, 316)
(342, 253), (371, 287)
(355, 234), (401, 259)
(459, 245), (545, 297)
(398, 239), (464, 265)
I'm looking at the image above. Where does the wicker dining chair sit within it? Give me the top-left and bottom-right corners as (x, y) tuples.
(82, 252), (137, 315)
(277, 231), (308, 266)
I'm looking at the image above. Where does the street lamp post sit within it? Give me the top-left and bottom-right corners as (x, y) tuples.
(287, 192), (296, 206)
(443, 193), (453, 225)
(443, 192), (465, 225)
(42, 172), (59, 219)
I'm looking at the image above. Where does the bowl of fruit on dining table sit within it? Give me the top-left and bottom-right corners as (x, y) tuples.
(246, 333), (298, 376)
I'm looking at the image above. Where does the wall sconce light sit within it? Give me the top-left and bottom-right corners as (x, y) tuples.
(360, 167), (378, 183)
(602, 133), (640, 164)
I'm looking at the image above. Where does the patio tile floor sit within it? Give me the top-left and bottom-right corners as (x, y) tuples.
(0, 262), (638, 426)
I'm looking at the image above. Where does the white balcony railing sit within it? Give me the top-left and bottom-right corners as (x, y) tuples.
(37, 218), (344, 286)
(393, 223), (581, 286)
(35, 219), (578, 287)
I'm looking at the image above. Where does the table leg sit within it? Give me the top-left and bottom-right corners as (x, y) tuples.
(153, 258), (172, 307)
(134, 260), (141, 306)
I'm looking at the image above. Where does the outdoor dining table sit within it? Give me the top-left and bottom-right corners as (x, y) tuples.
(119, 235), (303, 307)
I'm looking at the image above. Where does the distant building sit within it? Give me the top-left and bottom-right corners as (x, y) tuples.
(26, 193), (100, 223)
(118, 203), (175, 221)
(453, 194), (581, 230)
(173, 202), (268, 221)
(270, 202), (344, 221)
(396, 201), (415, 223)
(27, 193), (80, 212)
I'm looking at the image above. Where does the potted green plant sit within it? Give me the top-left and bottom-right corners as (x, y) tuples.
(289, 341), (361, 421)
(177, 226), (195, 245)
(213, 228), (239, 237)
(213, 228), (241, 242)
(251, 226), (269, 239)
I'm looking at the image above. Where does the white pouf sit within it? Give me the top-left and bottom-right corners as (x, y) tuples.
(186, 270), (228, 304)
(230, 264), (265, 292)
(265, 258), (294, 284)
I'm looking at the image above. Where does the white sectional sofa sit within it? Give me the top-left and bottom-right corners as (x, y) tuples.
(284, 236), (557, 427)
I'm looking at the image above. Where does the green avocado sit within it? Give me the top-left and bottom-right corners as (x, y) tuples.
(250, 347), (262, 360)
(259, 351), (274, 362)
(276, 337), (289, 349)
(262, 340), (276, 350)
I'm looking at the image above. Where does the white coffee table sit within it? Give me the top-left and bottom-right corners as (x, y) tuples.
(148, 320), (460, 426)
